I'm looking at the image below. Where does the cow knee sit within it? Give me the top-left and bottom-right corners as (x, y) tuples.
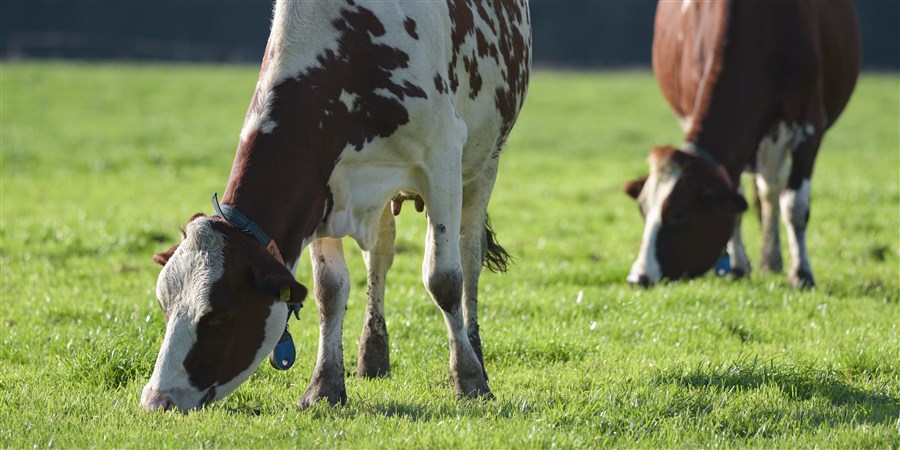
(425, 267), (463, 314)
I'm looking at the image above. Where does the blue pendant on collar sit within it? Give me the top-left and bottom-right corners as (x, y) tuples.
(211, 192), (300, 371)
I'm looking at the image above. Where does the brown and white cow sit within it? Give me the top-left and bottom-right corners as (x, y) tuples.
(141, 0), (530, 413)
(624, 0), (860, 288)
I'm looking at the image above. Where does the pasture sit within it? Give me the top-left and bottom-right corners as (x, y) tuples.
(1, 63), (898, 448)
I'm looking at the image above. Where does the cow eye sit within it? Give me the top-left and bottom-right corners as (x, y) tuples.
(666, 208), (688, 225)
(199, 310), (232, 328)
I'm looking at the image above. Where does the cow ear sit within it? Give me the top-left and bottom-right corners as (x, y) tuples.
(152, 244), (179, 266)
(702, 187), (748, 213)
(623, 175), (648, 199)
(253, 264), (307, 306)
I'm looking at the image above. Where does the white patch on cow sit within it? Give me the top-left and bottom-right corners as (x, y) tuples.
(682, 0), (692, 14)
(141, 313), (203, 411)
(676, 115), (693, 132)
(339, 90), (359, 112)
(755, 121), (802, 198)
(628, 162), (682, 285)
(804, 122), (815, 136)
(156, 218), (225, 322)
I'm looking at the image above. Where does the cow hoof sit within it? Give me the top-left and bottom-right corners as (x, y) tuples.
(758, 262), (783, 274)
(789, 270), (816, 289)
(455, 376), (492, 400)
(356, 362), (390, 379)
(297, 382), (347, 409)
(626, 273), (653, 288)
(357, 323), (391, 378)
(729, 267), (748, 280)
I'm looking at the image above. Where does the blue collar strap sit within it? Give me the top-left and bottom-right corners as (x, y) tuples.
(681, 142), (720, 166)
(211, 192), (285, 265)
(680, 142), (734, 188)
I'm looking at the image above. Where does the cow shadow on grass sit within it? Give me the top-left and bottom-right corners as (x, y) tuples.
(652, 356), (900, 427)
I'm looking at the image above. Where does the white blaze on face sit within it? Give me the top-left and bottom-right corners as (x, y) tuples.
(628, 160), (682, 285)
(142, 218), (225, 412)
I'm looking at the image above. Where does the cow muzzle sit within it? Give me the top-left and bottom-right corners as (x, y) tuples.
(141, 387), (180, 413)
(626, 272), (655, 288)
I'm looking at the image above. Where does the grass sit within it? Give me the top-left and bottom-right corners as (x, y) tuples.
(1, 62), (898, 448)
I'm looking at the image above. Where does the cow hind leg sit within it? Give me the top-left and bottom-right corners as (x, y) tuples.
(422, 166), (491, 399)
(357, 204), (395, 378)
(298, 238), (349, 408)
(460, 161), (505, 383)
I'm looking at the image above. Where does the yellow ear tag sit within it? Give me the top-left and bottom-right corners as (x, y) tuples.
(280, 286), (291, 302)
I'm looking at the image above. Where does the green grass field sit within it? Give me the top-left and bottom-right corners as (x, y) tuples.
(1, 63), (898, 448)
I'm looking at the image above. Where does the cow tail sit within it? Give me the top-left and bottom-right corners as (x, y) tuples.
(482, 214), (511, 273)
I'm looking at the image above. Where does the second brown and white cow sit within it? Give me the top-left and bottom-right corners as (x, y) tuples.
(141, 0), (530, 413)
(625, 0), (860, 288)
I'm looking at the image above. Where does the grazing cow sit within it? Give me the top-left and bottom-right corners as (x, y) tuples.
(624, 0), (859, 288)
(141, 0), (530, 413)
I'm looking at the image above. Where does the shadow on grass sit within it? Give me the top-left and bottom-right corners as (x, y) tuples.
(653, 356), (900, 426)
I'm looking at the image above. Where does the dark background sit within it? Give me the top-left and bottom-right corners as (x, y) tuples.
(1, 1), (898, 69)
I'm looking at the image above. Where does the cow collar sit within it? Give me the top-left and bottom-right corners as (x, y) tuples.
(211, 192), (285, 265)
(681, 142), (735, 188)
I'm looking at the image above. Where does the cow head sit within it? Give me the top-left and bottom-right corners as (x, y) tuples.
(141, 215), (306, 413)
(623, 146), (747, 286)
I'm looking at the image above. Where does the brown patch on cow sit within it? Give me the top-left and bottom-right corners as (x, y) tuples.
(446, 0), (530, 144)
(433, 73), (446, 94)
(152, 244), (179, 266)
(222, 4), (427, 264)
(403, 17), (418, 39)
(183, 220), (306, 391)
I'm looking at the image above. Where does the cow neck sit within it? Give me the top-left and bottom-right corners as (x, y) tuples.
(682, 0), (758, 182)
(220, 132), (330, 265)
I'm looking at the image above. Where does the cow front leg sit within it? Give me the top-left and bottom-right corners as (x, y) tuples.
(726, 185), (752, 278)
(755, 123), (793, 273)
(423, 177), (491, 399)
(357, 204), (395, 378)
(298, 238), (349, 408)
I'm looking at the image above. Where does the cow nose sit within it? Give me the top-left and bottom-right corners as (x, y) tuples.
(141, 389), (176, 412)
(626, 273), (653, 288)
